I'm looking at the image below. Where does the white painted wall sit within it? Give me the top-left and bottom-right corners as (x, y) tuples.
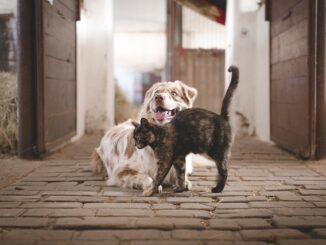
(226, 0), (270, 141)
(113, 0), (166, 103)
(74, 0), (115, 139)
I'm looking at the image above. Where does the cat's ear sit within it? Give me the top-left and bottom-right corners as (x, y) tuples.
(140, 118), (150, 128)
(131, 121), (139, 128)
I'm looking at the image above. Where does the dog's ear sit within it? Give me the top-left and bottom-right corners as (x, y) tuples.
(176, 80), (198, 106)
(131, 121), (139, 128)
(185, 86), (198, 102)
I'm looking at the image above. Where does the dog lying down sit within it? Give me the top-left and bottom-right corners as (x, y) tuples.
(132, 66), (239, 196)
(92, 80), (198, 194)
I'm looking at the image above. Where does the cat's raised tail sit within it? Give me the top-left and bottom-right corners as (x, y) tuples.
(221, 66), (239, 121)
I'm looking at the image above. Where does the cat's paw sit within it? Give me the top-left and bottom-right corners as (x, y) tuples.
(142, 188), (154, 196)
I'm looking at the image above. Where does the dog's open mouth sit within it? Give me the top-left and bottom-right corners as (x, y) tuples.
(154, 107), (178, 122)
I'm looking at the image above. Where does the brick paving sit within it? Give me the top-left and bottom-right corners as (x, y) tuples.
(0, 135), (326, 244)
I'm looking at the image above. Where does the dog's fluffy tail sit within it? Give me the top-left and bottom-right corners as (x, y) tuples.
(221, 66), (239, 121)
(91, 149), (107, 178)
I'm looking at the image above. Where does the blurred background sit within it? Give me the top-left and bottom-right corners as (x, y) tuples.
(0, 0), (325, 160)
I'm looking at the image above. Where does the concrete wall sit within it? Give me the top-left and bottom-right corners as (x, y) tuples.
(226, 0), (270, 141)
(74, 0), (114, 139)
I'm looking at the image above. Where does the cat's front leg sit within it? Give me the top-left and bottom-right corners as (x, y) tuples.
(142, 159), (173, 196)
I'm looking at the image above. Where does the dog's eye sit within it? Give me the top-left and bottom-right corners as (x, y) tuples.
(171, 91), (178, 96)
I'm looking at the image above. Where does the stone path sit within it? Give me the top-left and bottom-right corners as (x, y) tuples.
(0, 135), (326, 244)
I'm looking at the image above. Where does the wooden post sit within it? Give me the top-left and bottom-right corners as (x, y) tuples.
(17, 0), (38, 158)
(166, 0), (182, 81)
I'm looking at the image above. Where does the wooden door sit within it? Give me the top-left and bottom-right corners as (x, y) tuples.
(35, 0), (78, 153)
(270, 0), (315, 158)
(175, 49), (225, 113)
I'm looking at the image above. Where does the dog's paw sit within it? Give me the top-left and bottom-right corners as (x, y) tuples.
(185, 179), (192, 190)
(142, 188), (154, 197)
(158, 185), (163, 193)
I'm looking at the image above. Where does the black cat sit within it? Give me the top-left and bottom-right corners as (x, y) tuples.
(132, 66), (239, 196)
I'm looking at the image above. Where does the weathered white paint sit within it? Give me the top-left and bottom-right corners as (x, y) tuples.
(239, 0), (261, 13)
(74, 0), (115, 140)
(226, 0), (270, 141)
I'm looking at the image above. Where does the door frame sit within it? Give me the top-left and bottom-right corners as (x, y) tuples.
(315, 0), (326, 158)
(35, 0), (45, 155)
(17, 0), (38, 158)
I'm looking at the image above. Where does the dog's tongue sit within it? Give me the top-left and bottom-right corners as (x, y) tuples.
(155, 111), (167, 121)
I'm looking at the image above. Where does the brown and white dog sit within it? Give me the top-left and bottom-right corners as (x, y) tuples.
(92, 80), (198, 195)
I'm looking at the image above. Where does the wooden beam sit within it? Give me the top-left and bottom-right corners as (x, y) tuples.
(166, 0), (182, 81)
(174, 0), (223, 23)
(16, 0), (38, 158)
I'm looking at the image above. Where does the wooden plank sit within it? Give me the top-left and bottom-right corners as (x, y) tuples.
(217, 50), (225, 112)
(44, 78), (76, 115)
(272, 36), (308, 64)
(57, 0), (77, 14)
(44, 56), (75, 81)
(271, 0), (308, 37)
(44, 33), (76, 63)
(271, 77), (308, 104)
(43, 3), (75, 45)
(44, 0), (77, 21)
(186, 50), (194, 87)
(194, 50), (203, 109)
(46, 111), (76, 142)
(271, 18), (308, 64)
(197, 50), (206, 109)
(271, 0), (301, 21)
(271, 121), (310, 156)
(207, 51), (214, 111)
(271, 56), (308, 80)
(175, 49), (224, 112)
(278, 18), (308, 45)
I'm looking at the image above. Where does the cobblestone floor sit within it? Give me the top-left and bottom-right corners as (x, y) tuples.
(0, 135), (326, 244)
